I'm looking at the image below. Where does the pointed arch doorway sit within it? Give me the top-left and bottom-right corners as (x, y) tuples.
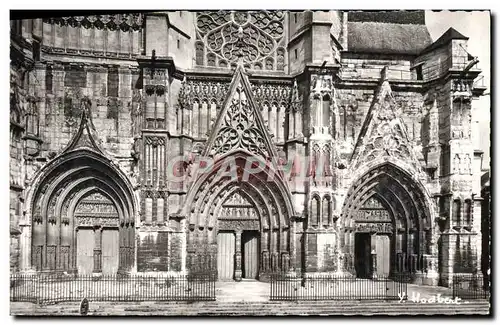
(184, 153), (295, 282)
(26, 150), (137, 275)
(341, 163), (433, 279)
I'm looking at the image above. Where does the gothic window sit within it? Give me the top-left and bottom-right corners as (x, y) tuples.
(309, 145), (321, 178)
(143, 82), (166, 129)
(464, 199), (472, 226)
(25, 100), (39, 136)
(322, 95), (330, 130)
(63, 96), (74, 118)
(452, 199), (461, 227)
(195, 41), (204, 66)
(45, 66), (53, 94)
(311, 196), (320, 227)
(323, 145), (333, 177)
(265, 57), (274, 70)
(207, 53), (216, 67)
(340, 106), (347, 140)
(276, 47), (285, 71)
(107, 67), (119, 97)
(322, 196), (332, 227)
(440, 145), (450, 176)
(145, 196), (153, 223)
(64, 67), (87, 88)
(195, 11), (286, 70)
(145, 96), (155, 120)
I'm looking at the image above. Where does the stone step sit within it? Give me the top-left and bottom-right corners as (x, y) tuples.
(12, 300), (490, 316)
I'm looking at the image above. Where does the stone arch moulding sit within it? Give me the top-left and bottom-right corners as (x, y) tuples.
(339, 160), (437, 277)
(23, 148), (139, 273)
(181, 150), (297, 274)
(22, 106), (139, 273)
(348, 156), (436, 221)
(183, 150), (295, 224)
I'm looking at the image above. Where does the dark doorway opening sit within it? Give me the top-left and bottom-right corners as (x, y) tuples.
(242, 231), (260, 279)
(355, 232), (372, 278)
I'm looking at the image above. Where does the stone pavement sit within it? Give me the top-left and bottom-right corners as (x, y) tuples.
(11, 280), (491, 316)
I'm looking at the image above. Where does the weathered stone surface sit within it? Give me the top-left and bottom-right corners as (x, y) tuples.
(9, 11), (487, 289)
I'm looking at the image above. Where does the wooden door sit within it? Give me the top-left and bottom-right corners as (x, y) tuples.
(77, 228), (94, 274)
(243, 231), (259, 279)
(376, 234), (391, 277)
(102, 229), (120, 275)
(355, 233), (371, 278)
(217, 232), (235, 281)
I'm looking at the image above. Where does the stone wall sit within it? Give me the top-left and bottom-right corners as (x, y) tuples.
(10, 12), (487, 283)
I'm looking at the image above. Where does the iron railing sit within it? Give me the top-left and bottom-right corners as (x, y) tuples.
(270, 272), (409, 301)
(452, 274), (490, 300)
(10, 272), (216, 304)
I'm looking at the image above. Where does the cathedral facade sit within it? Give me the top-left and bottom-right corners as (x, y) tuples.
(10, 11), (488, 287)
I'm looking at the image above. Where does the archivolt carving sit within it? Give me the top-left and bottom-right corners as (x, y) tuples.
(76, 216), (119, 227)
(196, 11), (285, 69)
(222, 190), (253, 207)
(355, 222), (393, 233)
(74, 191), (118, 216)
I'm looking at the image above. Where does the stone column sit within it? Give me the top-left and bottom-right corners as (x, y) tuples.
(289, 219), (296, 272)
(371, 233), (377, 279)
(132, 223), (139, 273)
(19, 223), (32, 271)
(424, 227), (440, 286)
(235, 230), (242, 281)
(93, 227), (102, 273)
(181, 218), (187, 273)
(261, 229), (269, 274)
(439, 233), (453, 287)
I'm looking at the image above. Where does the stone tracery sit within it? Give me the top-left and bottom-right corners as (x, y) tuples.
(195, 11), (286, 70)
(212, 84), (269, 157)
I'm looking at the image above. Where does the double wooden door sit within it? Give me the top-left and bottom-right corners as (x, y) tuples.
(76, 227), (119, 275)
(216, 231), (260, 281)
(354, 232), (391, 278)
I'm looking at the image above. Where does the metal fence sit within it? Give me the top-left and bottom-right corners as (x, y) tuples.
(270, 272), (409, 301)
(10, 272), (216, 304)
(452, 274), (490, 300)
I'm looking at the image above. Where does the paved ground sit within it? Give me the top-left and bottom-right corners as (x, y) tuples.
(11, 280), (490, 316)
(216, 279), (269, 301)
